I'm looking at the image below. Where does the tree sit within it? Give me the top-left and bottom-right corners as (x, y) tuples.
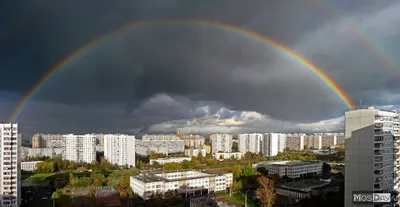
(243, 163), (254, 177)
(257, 167), (268, 175)
(303, 145), (309, 151)
(256, 176), (276, 207)
(163, 162), (182, 171)
(90, 173), (106, 186)
(322, 162), (332, 175)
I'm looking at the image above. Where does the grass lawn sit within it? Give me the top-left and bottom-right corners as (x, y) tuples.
(25, 172), (57, 181)
(217, 192), (260, 207)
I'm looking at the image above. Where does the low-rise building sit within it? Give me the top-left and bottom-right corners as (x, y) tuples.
(214, 152), (243, 160)
(275, 179), (329, 200)
(253, 161), (323, 178)
(21, 161), (41, 172)
(149, 157), (192, 165)
(130, 170), (233, 200)
(184, 148), (206, 157)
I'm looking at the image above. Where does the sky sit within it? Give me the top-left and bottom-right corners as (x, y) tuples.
(1, 0), (400, 138)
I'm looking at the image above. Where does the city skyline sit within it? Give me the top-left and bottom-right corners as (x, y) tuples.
(2, 1), (400, 137)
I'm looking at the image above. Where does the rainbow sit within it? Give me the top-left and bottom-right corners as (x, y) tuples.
(318, 0), (399, 73)
(8, 19), (355, 122)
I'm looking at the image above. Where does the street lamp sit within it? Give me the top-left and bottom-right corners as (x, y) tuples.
(245, 190), (250, 207)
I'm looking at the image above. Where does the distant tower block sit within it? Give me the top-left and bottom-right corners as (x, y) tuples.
(177, 128), (183, 137)
(32, 134), (41, 148)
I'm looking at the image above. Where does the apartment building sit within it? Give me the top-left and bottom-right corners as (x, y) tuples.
(104, 134), (135, 167)
(130, 170), (233, 200)
(345, 107), (400, 207)
(21, 147), (63, 160)
(0, 123), (21, 207)
(62, 134), (96, 163)
(262, 133), (286, 157)
(180, 134), (205, 148)
(31, 133), (64, 148)
(254, 161), (323, 178)
(135, 140), (185, 156)
(285, 133), (306, 151)
(210, 134), (233, 154)
(238, 133), (263, 154)
(142, 134), (181, 141)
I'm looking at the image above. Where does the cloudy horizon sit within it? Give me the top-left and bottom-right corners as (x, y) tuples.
(1, 0), (400, 138)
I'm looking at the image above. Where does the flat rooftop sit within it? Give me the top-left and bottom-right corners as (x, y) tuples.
(262, 161), (322, 166)
(279, 179), (328, 190)
(132, 170), (222, 183)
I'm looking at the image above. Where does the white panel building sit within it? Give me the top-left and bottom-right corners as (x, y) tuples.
(104, 134), (135, 167)
(130, 170), (233, 200)
(254, 161), (323, 178)
(344, 107), (400, 207)
(0, 123), (21, 207)
(238, 133), (263, 154)
(262, 133), (280, 157)
(210, 134), (233, 154)
(62, 134), (96, 163)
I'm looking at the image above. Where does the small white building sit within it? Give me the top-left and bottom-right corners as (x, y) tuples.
(130, 170), (233, 200)
(253, 161), (323, 178)
(214, 152), (243, 160)
(184, 148), (206, 157)
(21, 161), (41, 172)
(149, 157), (192, 165)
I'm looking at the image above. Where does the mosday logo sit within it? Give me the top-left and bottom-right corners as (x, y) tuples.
(353, 191), (393, 204)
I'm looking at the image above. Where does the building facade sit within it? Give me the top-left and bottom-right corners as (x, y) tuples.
(345, 107), (399, 207)
(130, 170), (233, 200)
(142, 134), (181, 141)
(181, 135), (205, 148)
(0, 123), (21, 207)
(184, 148), (206, 157)
(238, 133), (263, 154)
(149, 157), (192, 165)
(21, 161), (41, 172)
(135, 140), (185, 156)
(210, 134), (233, 154)
(104, 134), (135, 167)
(21, 147), (63, 160)
(62, 134), (96, 163)
(254, 161), (323, 178)
(214, 152), (243, 160)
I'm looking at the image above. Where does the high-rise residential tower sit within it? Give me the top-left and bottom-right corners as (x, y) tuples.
(345, 107), (399, 207)
(238, 133), (264, 154)
(210, 134), (233, 154)
(62, 134), (96, 163)
(104, 134), (135, 167)
(0, 123), (21, 207)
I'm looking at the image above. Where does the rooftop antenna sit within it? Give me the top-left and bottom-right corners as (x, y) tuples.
(357, 98), (362, 109)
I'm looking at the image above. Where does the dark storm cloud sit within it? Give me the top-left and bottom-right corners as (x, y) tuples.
(1, 0), (400, 134)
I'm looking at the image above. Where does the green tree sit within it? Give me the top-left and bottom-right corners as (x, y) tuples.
(243, 163), (254, 177)
(90, 173), (106, 186)
(163, 162), (182, 171)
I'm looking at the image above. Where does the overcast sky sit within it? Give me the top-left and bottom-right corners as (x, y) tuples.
(1, 0), (400, 138)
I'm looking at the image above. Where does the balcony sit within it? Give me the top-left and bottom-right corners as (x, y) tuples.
(375, 143), (384, 149)
(376, 123), (384, 128)
(375, 150), (384, 156)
